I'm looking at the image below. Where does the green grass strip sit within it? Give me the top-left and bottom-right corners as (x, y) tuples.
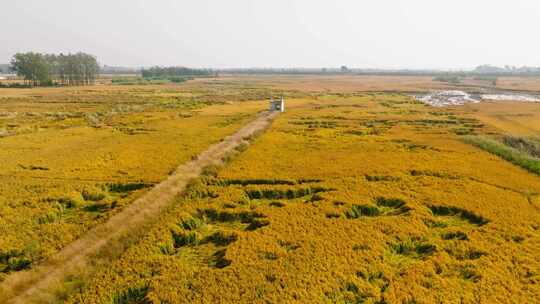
(463, 135), (540, 175)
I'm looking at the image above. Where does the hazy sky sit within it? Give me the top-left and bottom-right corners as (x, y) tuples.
(2, 0), (539, 69)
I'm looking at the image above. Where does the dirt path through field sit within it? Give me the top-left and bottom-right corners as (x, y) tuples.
(0, 111), (278, 304)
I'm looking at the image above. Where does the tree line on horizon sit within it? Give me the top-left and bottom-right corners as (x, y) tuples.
(9, 52), (99, 87)
(141, 66), (213, 79)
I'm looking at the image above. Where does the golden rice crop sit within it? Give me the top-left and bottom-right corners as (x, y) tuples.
(66, 94), (540, 303)
(0, 84), (265, 281)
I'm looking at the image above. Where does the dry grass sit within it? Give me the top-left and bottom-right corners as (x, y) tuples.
(187, 74), (539, 93)
(497, 77), (540, 92)
(463, 101), (540, 136)
(187, 75), (451, 93)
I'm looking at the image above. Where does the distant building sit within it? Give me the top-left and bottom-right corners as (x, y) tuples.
(0, 74), (16, 80)
(269, 96), (285, 112)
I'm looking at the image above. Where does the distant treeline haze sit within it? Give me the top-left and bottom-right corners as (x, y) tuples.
(10, 52), (99, 87)
(141, 66), (212, 78)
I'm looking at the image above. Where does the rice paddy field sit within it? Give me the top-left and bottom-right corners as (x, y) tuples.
(463, 102), (540, 136)
(2, 76), (540, 303)
(0, 83), (268, 282)
(69, 93), (540, 303)
(187, 75), (540, 93)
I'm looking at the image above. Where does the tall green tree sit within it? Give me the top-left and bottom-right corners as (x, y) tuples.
(10, 52), (51, 86)
(9, 52), (99, 87)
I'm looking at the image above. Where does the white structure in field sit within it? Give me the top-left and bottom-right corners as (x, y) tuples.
(269, 96), (285, 112)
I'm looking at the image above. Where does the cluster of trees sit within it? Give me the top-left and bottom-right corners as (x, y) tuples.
(474, 65), (540, 76)
(141, 66), (212, 78)
(9, 52), (99, 86)
(433, 75), (462, 84)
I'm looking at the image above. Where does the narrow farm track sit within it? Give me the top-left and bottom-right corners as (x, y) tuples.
(0, 111), (278, 304)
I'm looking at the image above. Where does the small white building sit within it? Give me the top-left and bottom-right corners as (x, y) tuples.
(269, 96), (285, 112)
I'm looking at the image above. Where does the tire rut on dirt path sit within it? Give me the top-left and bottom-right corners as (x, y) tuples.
(0, 111), (278, 304)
